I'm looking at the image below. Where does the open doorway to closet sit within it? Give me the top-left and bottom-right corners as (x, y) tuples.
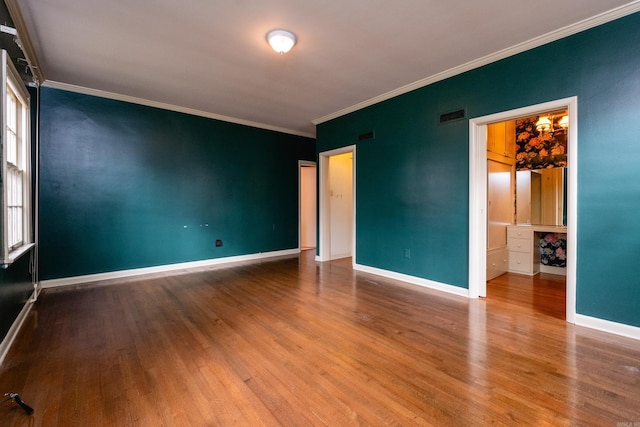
(486, 111), (568, 319)
(299, 161), (317, 251)
(317, 146), (355, 262)
(469, 97), (577, 323)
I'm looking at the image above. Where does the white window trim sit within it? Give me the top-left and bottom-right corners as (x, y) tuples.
(1, 50), (32, 267)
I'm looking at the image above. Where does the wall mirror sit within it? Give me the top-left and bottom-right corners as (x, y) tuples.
(514, 111), (568, 226)
(516, 167), (566, 225)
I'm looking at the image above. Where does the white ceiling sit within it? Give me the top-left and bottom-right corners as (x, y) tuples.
(12, 0), (640, 137)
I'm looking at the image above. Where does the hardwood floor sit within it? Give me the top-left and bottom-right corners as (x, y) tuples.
(487, 272), (567, 320)
(1, 251), (639, 426)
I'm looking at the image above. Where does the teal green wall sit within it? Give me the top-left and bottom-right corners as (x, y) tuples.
(39, 88), (315, 280)
(0, 253), (33, 342)
(317, 12), (640, 327)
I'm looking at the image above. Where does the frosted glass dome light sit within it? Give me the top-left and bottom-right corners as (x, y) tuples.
(266, 29), (297, 54)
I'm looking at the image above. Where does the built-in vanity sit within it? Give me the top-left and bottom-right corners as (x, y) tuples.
(507, 224), (567, 276)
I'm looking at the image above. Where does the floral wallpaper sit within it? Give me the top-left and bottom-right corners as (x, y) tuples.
(540, 233), (567, 267)
(515, 116), (567, 171)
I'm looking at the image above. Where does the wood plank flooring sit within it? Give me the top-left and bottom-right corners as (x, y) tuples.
(487, 272), (567, 320)
(1, 251), (639, 426)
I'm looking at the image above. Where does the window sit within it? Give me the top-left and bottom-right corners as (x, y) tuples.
(1, 50), (32, 266)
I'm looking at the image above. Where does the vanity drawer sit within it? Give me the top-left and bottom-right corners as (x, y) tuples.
(487, 248), (508, 280)
(509, 251), (533, 274)
(508, 237), (531, 253)
(508, 227), (533, 239)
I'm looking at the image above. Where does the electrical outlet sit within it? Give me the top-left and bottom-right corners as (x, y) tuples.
(404, 249), (411, 259)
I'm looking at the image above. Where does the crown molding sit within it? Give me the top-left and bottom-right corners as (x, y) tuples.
(312, 1), (640, 126)
(4, 0), (44, 83)
(42, 80), (316, 139)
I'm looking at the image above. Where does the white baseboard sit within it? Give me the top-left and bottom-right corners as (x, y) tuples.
(353, 264), (640, 342)
(575, 314), (640, 341)
(28, 251), (640, 351)
(0, 289), (36, 367)
(353, 263), (469, 297)
(40, 249), (300, 289)
(540, 264), (567, 276)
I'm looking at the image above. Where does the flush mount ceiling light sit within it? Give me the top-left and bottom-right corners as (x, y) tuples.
(266, 29), (296, 54)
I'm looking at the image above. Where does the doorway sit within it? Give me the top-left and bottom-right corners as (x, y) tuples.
(299, 161), (317, 250)
(318, 146), (355, 262)
(468, 97), (577, 323)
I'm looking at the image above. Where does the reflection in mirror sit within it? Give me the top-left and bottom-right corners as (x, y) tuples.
(516, 168), (566, 225)
(514, 112), (568, 226)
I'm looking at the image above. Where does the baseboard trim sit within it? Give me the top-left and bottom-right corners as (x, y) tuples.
(574, 314), (640, 341)
(33, 252), (640, 345)
(353, 263), (469, 297)
(0, 289), (36, 367)
(539, 264), (567, 276)
(40, 249), (300, 289)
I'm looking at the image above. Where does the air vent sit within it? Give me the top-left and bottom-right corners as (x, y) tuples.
(358, 131), (375, 141)
(439, 109), (466, 124)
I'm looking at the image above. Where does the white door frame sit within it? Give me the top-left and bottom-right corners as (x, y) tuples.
(298, 160), (317, 250)
(468, 97), (578, 323)
(317, 145), (356, 263)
